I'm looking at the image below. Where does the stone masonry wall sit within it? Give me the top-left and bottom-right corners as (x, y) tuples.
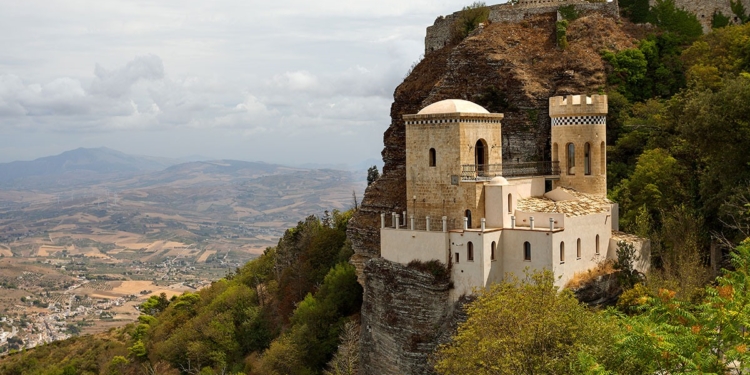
(425, 1), (619, 55)
(360, 258), (470, 375)
(649, 0), (750, 33)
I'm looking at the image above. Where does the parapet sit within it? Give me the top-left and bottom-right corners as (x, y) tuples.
(549, 94), (608, 118)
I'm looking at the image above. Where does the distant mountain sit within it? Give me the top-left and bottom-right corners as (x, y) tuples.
(131, 160), (306, 187)
(0, 147), (180, 188)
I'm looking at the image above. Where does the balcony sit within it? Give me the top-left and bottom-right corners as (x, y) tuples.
(461, 161), (560, 181)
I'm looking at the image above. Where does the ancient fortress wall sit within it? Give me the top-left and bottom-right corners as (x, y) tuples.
(649, 0), (750, 33)
(425, 0), (619, 55)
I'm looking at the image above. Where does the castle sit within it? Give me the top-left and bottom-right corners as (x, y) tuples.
(425, 0), (619, 55)
(425, 0), (750, 55)
(378, 95), (648, 299)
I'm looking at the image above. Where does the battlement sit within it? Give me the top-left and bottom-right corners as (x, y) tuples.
(549, 94), (608, 118)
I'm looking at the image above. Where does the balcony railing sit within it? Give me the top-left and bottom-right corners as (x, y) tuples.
(461, 161), (560, 181)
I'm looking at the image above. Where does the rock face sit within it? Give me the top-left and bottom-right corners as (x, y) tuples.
(359, 258), (470, 375)
(350, 9), (641, 375)
(649, 0), (750, 33)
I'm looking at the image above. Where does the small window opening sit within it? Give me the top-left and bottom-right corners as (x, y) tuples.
(577, 238), (581, 259)
(465, 209), (472, 229)
(491, 241), (496, 261)
(524, 241), (531, 261)
(560, 242), (565, 263)
(467, 242), (474, 261)
(429, 148), (436, 167)
(567, 143), (576, 175)
(595, 235), (600, 255)
(600, 141), (605, 175)
(455, 252), (460, 263)
(507, 194), (513, 214)
(584, 143), (591, 175)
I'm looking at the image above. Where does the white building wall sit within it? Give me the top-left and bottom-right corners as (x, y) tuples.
(380, 228), (449, 264)
(484, 176), (545, 228)
(549, 213), (612, 287)
(501, 229), (553, 280)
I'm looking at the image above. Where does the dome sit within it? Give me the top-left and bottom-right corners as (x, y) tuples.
(489, 176), (509, 186)
(417, 99), (490, 115)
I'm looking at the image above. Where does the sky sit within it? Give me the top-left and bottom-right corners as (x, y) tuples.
(0, 0), (484, 166)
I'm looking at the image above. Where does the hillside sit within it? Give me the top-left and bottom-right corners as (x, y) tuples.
(0, 148), (179, 189)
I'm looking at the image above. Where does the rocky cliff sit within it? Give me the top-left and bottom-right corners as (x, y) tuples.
(349, 9), (641, 375)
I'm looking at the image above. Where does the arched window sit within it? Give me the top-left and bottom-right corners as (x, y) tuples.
(595, 234), (600, 255)
(429, 148), (436, 167)
(577, 238), (581, 259)
(560, 242), (565, 263)
(507, 194), (513, 214)
(567, 143), (575, 175)
(491, 241), (496, 261)
(584, 143), (591, 175)
(467, 242), (474, 261)
(465, 209), (472, 229)
(475, 139), (488, 176)
(524, 242), (531, 261)
(600, 141), (606, 175)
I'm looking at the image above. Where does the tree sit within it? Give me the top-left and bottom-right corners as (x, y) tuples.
(451, 2), (490, 43)
(366, 166), (379, 186)
(324, 320), (360, 375)
(434, 270), (615, 375)
(603, 239), (750, 373)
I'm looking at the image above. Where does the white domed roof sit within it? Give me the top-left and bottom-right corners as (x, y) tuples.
(489, 176), (509, 185)
(417, 99), (490, 115)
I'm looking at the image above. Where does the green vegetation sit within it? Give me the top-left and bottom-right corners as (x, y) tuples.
(437, 240), (750, 374)
(0, 210), (361, 375)
(556, 20), (569, 50)
(451, 2), (490, 43)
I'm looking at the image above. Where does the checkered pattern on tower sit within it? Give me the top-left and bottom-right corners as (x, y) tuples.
(551, 115), (606, 126)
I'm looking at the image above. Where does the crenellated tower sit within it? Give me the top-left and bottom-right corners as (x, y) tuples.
(549, 94), (608, 195)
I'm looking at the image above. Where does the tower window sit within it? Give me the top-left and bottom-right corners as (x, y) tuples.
(584, 143), (591, 175)
(455, 252), (460, 263)
(577, 238), (581, 259)
(600, 141), (606, 176)
(465, 209), (472, 229)
(560, 242), (565, 263)
(467, 242), (474, 261)
(524, 241), (531, 261)
(567, 143), (575, 175)
(491, 241), (496, 261)
(429, 148), (436, 167)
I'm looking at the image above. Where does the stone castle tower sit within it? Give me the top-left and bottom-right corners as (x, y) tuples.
(403, 100), (504, 230)
(550, 94), (608, 195)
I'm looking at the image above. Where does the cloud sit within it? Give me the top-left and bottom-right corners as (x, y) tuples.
(90, 54), (164, 98)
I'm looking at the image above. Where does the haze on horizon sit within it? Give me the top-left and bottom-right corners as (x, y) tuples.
(0, 0), (483, 166)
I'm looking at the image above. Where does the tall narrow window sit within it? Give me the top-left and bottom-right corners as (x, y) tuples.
(567, 143), (576, 175)
(507, 194), (513, 213)
(524, 242), (531, 261)
(475, 139), (487, 176)
(600, 141), (606, 175)
(491, 241), (496, 261)
(577, 238), (581, 259)
(455, 252), (460, 263)
(465, 209), (472, 229)
(552, 143), (559, 162)
(595, 234), (600, 255)
(467, 242), (474, 261)
(560, 242), (565, 263)
(429, 148), (436, 167)
(584, 143), (591, 175)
